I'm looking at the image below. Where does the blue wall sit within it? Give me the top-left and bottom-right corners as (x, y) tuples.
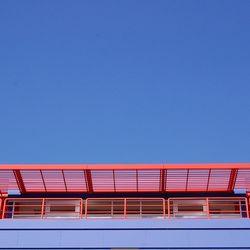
(0, 219), (250, 249)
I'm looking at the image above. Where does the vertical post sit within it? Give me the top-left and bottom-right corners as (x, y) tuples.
(0, 198), (2, 219)
(111, 200), (114, 218)
(168, 198), (170, 219)
(80, 199), (83, 219)
(2, 198), (7, 219)
(124, 198), (127, 219)
(41, 198), (45, 219)
(163, 198), (166, 219)
(140, 200), (142, 218)
(245, 198), (249, 218)
(85, 199), (88, 219)
(206, 197), (210, 219)
(12, 200), (15, 219)
(239, 199), (242, 216)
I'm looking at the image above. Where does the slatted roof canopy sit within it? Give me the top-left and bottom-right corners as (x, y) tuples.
(0, 164), (250, 194)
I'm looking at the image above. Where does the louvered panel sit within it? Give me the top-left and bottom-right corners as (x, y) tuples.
(0, 170), (18, 193)
(138, 170), (161, 192)
(63, 170), (87, 192)
(207, 169), (231, 191)
(115, 170), (137, 192)
(186, 169), (210, 191)
(235, 169), (250, 191)
(91, 170), (114, 192)
(166, 170), (188, 191)
(41, 170), (66, 192)
(20, 170), (45, 192)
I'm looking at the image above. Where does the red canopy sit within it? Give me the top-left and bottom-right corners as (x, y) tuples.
(0, 163), (250, 194)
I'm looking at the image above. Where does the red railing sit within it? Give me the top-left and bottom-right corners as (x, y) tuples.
(85, 198), (165, 219)
(1, 197), (249, 220)
(2, 198), (83, 219)
(168, 197), (248, 219)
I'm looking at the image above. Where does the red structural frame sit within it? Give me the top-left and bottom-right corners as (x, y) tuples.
(0, 163), (250, 194)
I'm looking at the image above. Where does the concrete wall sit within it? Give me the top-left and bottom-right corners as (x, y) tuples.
(0, 219), (250, 249)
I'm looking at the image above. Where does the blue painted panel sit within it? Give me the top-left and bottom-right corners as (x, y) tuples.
(0, 219), (250, 249)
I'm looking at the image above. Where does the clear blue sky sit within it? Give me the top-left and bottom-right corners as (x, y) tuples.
(0, 1), (249, 164)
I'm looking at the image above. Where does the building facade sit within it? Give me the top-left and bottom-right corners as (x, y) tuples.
(0, 163), (250, 250)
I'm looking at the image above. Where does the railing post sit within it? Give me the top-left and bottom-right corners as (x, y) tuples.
(168, 198), (170, 219)
(80, 199), (83, 219)
(111, 200), (114, 218)
(140, 200), (142, 218)
(124, 198), (127, 219)
(12, 200), (15, 219)
(163, 198), (166, 219)
(245, 198), (249, 218)
(206, 197), (210, 219)
(2, 198), (7, 219)
(0, 198), (1, 219)
(239, 199), (242, 216)
(85, 199), (88, 219)
(41, 198), (45, 219)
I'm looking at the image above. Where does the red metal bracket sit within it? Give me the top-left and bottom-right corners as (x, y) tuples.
(160, 169), (166, 192)
(85, 170), (93, 192)
(13, 170), (26, 193)
(228, 169), (238, 192)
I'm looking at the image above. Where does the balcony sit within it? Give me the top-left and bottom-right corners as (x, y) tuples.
(0, 197), (248, 219)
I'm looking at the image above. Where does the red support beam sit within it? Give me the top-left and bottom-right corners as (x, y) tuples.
(85, 170), (93, 192)
(160, 169), (166, 192)
(228, 169), (238, 192)
(13, 170), (26, 193)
